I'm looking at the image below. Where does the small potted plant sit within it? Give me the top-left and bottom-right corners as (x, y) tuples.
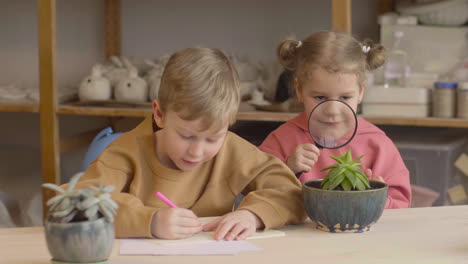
(42, 173), (118, 263)
(302, 149), (388, 233)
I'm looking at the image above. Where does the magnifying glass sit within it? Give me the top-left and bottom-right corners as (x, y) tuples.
(296, 99), (358, 177)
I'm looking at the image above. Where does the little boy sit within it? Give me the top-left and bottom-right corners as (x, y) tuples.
(73, 47), (306, 240)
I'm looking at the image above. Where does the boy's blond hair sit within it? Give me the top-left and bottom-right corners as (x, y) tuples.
(158, 47), (240, 130)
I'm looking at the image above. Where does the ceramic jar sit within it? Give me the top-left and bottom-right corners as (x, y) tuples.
(433, 82), (457, 118)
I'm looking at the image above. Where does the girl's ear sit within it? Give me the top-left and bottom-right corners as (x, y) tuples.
(357, 83), (365, 104)
(152, 100), (164, 128)
(294, 78), (304, 103)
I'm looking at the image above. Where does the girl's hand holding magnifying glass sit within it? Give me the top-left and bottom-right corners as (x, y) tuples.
(286, 143), (321, 175)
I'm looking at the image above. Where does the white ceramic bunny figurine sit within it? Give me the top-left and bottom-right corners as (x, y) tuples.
(114, 58), (148, 102)
(102, 56), (131, 89)
(78, 64), (112, 101)
(145, 60), (164, 101)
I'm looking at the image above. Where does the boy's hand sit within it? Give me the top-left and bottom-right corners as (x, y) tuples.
(202, 210), (264, 241)
(365, 168), (385, 183)
(286, 143), (321, 174)
(151, 208), (203, 239)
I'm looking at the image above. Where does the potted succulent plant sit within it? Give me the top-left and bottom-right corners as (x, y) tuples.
(42, 173), (118, 263)
(302, 149), (388, 233)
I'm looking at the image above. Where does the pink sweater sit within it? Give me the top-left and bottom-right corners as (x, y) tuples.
(259, 112), (411, 209)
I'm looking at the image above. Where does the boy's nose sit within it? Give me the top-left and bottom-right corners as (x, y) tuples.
(188, 141), (203, 158)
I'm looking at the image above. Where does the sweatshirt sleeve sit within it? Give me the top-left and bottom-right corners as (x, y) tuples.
(259, 130), (289, 162)
(229, 147), (307, 230)
(369, 138), (412, 209)
(69, 156), (158, 238)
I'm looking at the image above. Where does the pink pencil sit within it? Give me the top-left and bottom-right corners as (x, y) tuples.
(155, 191), (178, 208)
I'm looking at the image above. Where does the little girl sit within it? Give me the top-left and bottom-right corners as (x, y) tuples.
(259, 31), (411, 209)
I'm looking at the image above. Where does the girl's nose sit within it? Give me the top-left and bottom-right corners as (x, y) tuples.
(324, 101), (342, 116)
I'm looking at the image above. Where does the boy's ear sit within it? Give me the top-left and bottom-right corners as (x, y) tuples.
(294, 78), (304, 103)
(152, 100), (164, 128)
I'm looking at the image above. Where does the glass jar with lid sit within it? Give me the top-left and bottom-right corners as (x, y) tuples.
(432, 82), (457, 118)
(457, 82), (468, 119)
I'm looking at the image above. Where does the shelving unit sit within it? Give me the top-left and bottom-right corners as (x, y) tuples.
(0, 101), (39, 113)
(30, 0), (468, 211)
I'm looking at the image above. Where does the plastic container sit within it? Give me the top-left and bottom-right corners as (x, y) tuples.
(457, 82), (468, 118)
(432, 82), (457, 118)
(383, 31), (409, 88)
(390, 131), (467, 206)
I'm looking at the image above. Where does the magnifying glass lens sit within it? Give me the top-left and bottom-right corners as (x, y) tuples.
(307, 100), (357, 149)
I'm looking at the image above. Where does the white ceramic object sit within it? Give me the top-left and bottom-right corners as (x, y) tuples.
(78, 65), (112, 101)
(114, 61), (148, 102)
(231, 55), (260, 82)
(144, 60), (164, 101)
(397, 0), (468, 26)
(102, 56), (131, 88)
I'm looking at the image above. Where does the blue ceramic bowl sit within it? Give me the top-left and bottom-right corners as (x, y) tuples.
(303, 179), (388, 233)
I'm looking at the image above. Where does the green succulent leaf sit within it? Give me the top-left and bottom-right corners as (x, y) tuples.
(84, 204), (99, 220)
(42, 183), (65, 194)
(103, 185), (115, 193)
(329, 155), (344, 164)
(51, 205), (76, 218)
(78, 197), (99, 210)
(46, 195), (65, 207)
(67, 172), (84, 192)
(322, 179), (331, 190)
(355, 178), (366, 191)
(328, 170), (346, 190)
(353, 155), (365, 163)
(320, 164), (338, 172)
(344, 169), (358, 189)
(321, 150), (369, 191)
(354, 171), (371, 189)
(341, 178), (352, 191)
(344, 149), (352, 163)
(98, 203), (115, 223)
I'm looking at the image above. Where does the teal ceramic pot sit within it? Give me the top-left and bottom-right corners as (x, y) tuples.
(303, 179), (388, 233)
(44, 217), (114, 263)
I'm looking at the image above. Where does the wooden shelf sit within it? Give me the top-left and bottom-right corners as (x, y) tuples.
(56, 104), (468, 128)
(0, 101), (39, 113)
(363, 116), (468, 128)
(58, 105), (152, 117)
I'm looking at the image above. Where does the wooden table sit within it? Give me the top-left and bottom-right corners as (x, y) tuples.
(1, 205), (467, 264)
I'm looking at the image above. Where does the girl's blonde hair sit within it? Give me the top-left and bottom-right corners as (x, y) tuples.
(277, 31), (385, 86)
(158, 47), (240, 130)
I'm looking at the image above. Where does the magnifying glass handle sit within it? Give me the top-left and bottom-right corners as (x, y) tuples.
(295, 172), (302, 179)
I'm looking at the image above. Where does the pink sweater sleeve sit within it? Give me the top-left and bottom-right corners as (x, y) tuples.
(363, 136), (412, 209)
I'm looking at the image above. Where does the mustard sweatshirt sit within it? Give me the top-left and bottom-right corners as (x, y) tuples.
(74, 117), (306, 238)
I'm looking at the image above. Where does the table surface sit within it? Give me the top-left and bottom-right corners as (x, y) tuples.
(1, 205), (467, 264)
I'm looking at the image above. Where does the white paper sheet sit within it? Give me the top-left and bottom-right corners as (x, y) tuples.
(150, 229), (285, 245)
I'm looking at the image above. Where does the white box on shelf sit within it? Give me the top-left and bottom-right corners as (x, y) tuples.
(362, 103), (430, 117)
(375, 24), (468, 83)
(362, 86), (431, 117)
